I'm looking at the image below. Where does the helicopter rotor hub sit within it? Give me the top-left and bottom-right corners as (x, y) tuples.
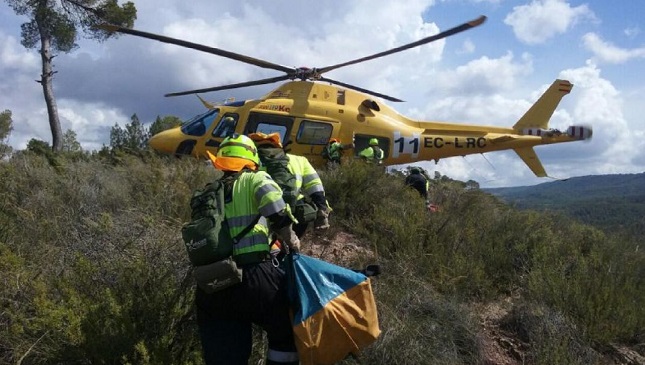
(293, 67), (317, 81)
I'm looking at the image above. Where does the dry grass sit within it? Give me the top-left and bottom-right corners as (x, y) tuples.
(1, 153), (643, 364)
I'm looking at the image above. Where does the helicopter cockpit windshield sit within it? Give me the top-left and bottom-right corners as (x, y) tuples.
(181, 109), (219, 136)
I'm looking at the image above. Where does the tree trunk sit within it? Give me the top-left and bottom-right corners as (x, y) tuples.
(37, 17), (63, 152)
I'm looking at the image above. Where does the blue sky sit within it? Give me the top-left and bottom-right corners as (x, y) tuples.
(1, 0), (644, 187)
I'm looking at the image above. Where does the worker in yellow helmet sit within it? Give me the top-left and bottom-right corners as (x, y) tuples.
(197, 134), (299, 365)
(359, 138), (384, 165)
(249, 132), (332, 238)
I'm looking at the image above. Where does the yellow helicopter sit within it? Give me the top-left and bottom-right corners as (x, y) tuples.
(100, 16), (592, 177)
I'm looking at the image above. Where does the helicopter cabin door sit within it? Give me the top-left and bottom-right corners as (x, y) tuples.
(353, 134), (390, 161)
(244, 112), (295, 146)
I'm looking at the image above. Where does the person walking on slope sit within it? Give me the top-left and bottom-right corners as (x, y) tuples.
(359, 138), (384, 165)
(196, 134), (300, 365)
(249, 132), (332, 238)
(405, 167), (429, 200)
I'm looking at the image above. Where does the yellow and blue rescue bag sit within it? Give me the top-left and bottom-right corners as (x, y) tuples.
(285, 254), (380, 365)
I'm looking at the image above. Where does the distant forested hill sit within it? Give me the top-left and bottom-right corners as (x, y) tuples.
(483, 172), (645, 235)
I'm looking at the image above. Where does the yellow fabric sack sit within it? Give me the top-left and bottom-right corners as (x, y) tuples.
(286, 254), (380, 365)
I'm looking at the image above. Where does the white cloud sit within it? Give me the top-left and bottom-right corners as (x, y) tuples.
(404, 55), (641, 187)
(624, 27), (640, 38)
(504, 0), (595, 44)
(457, 39), (476, 54)
(582, 32), (645, 64)
(560, 62), (643, 175)
(145, 1), (442, 102)
(433, 51), (533, 100)
(0, 32), (39, 70)
(0, 31), (41, 100)
(2, 0), (643, 188)
(57, 100), (130, 151)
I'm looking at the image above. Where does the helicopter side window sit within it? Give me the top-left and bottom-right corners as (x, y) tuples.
(245, 113), (294, 146)
(181, 109), (220, 137)
(255, 123), (288, 141)
(211, 114), (239, 138)
(296, 120), (333, 145)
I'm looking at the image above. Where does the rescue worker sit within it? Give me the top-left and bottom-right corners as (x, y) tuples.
(405, 167), (429, 200)
(196, 134), (300, 365)
(322, 138), (353, 166)
(249, 132), (332, 238)
(213, 115), (237, 138)
(359, 138), (384, 165)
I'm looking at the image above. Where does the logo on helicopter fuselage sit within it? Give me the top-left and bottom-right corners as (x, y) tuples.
(257, 104), (292, 113)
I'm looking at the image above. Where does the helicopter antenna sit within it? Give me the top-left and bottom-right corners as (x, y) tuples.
(98, 15), (487, 101)
(462, 155), (495, 183)
(479, 153), (496, 170)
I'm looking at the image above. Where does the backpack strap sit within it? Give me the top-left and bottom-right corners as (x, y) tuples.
(231, 214), (262, 245)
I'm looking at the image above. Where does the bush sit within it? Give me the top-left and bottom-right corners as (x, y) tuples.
(0, 153), (211, 364)
(500, 302), (601, 364)
(1, 154), (642, 364)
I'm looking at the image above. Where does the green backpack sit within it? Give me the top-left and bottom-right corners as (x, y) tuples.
(181, 173), (259, 267)
(258, 148), (319, 224)
(258, 148), (298, 212)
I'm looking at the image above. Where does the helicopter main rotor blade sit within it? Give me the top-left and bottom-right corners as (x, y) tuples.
(319, 77), (404, 102)
(317, 15), (486, 74)
(164, 75), (291, 97)
(97, 24), (294, 74)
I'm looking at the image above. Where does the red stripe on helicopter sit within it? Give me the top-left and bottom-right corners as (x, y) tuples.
(558, 82), (572, 93)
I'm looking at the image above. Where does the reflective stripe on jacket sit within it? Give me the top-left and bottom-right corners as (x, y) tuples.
(359, 146), (384, 162)
(226, 171), (285, 260)
(287, 154), (325, 199)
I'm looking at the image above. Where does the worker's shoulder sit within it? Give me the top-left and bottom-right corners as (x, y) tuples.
(286, 153), (304, 159)
(238, 169), (272, 183)
(286, 153), (313, 165)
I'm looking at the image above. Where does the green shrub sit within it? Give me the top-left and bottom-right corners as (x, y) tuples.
(0, 154), (210, 364)
(350, 271), (482, 365)
(1, 153), (642, 364)
(500, 301), (601, 364)
(528, 221), (645, 344)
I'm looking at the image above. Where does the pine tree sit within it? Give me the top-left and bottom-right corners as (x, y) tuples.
(0, 109), (13, 157)
(5, 0), (137, 152)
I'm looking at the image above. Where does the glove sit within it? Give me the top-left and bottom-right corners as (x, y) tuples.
(275, 225), (301, 253)
(314, 208), (330, 230)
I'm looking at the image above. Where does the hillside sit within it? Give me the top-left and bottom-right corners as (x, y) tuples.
(483, 172), (645, 235)
(1, 152), (644, 364)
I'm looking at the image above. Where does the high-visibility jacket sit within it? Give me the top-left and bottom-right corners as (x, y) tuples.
(226, 171), (286, 265)
(287, 154), (325, 200)
(327, 142), (343, 161)
(359, 146), (384, 164)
